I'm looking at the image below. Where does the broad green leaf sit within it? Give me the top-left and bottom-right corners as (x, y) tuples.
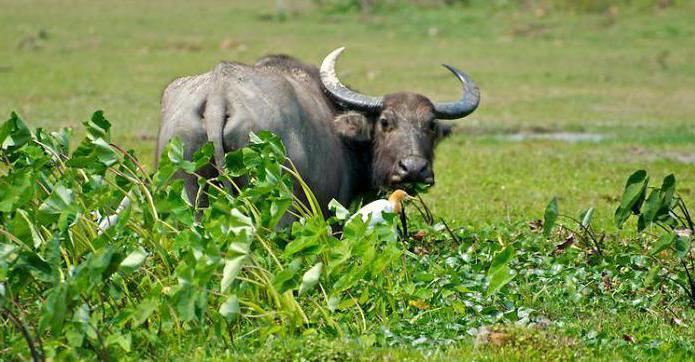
(580, 207), (595, 228)
(192, 142), (214, 170)
(71, 247), (119, 289)
(65, 327), (84, 347)
(67, 114), (119, 172)
(57, 209), (79, 233)
(38, 184), (79, 227)
(89, 247), (117, 276)
(92, 138), (119, 167)
(174, 287), (196, 321)
(154, 164), (177, 188)
(219, 294), (241, 322)
(120, 247), (148, 274)
(272, 258), (302, 293)
(655, 174), (677, 222)
(615, 170), (649, 228)
(0, 112), (31, 153)
(131, 298), (157, 325)
(159, 301), (174, 332)
(16, 252), (54, 283)
(413, 271), (435, 282)
(332, 264), (368, 293)
(38, 184), (74, 215)
(328, 199), (350, 220)
(250, 130), (286, 157)
(327, 295), (340, 312)
(284, 234), (321, 258)
(485, 246), (515, 297)
(638, 189), (662, 231)
(166, 137), (194, 171)
(36, 127), (71, 156)
(650, 233), (676, 256)
(370, 242), (401, 276)
(39, 283), (68, 333)
(660, 174), (676, 203)
(221, 256), (246, 292)
(675, 236), (691, 259)
(228, 209), (255, 238)
(489, 246), (514, 274)
(0, 170), (34, 212)
(228, 241), (250, 256)
(644, 265), (660, 288)
(639, 175), (677, 230)
(486, 264), (515, 297)
(105, 332), (132, 352)
(74, 303), (90, 330)
(299, 262), (323, 295)
(9, 209), (43, 248)
(543, 198), (558, 237)
(224, 149), (246, 176)
(156, 137), (195, 179)
(84, 110), (111, 141)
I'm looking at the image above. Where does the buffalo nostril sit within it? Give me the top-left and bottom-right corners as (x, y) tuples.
(397, 160), (409, 175)
(419, 163), (433, 179)
(418, 163), (429, 174)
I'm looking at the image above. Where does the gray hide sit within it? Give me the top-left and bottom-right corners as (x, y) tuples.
(157, 59), (353, 214)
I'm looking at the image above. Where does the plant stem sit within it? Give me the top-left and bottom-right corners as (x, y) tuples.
(416, 195), (434, 225)
(677, 198), (694, 232)
(679, 259), (695, 306)
(440, 218), (460, 244)
(2, 307), (43, 362)
(109, 142), (152, 184)
(560, 215), (602, 256)
(399, 205), (408, 239)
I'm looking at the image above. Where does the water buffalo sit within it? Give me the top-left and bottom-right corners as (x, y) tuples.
(156, 47), (480, 215)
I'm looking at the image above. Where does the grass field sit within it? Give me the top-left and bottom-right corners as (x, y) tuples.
(2, 0), (695, 360)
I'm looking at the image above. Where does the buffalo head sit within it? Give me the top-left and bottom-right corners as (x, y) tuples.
(320, 47), (480, 189)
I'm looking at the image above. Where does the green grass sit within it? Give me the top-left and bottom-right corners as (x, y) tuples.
(2, 0), (695, 359)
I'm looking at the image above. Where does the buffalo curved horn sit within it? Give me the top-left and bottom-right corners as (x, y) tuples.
(320, 47), (383, 114)
(433, 64), (481, 120)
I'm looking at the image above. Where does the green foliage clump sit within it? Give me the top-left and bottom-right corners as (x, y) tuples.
(614, 170), (695, 306)
(0, 112), (519, 360)
(1, 111), (694, 360)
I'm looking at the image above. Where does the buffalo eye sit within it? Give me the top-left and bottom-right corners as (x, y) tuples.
(428, 121), (437, 132)
(379, 117), (394, 131)
(425, 121), (439, 137)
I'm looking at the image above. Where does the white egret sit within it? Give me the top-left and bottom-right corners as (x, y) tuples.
(349, 189), (414, 227)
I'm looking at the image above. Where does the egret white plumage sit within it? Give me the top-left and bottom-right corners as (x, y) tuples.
(95, 196), (131, 234)
(349, 189), (414, 227)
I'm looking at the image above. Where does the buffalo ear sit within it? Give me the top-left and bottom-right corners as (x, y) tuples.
(334, 112), (371, 142)
(436, 122), (452, 140)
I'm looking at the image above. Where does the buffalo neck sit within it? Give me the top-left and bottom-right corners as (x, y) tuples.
(340, 137), (374, 199)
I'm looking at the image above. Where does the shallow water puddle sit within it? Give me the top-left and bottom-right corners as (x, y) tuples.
(663, 151), (695, 165)
(620, 147), (695, 165)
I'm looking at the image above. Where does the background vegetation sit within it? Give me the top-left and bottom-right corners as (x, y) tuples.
(1, 0), (694, 360)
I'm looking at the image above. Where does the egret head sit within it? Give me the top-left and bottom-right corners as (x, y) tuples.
(388, 189), (414, 214)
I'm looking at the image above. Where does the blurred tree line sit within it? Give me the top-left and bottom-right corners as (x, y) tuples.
(311, 0), (676, 13)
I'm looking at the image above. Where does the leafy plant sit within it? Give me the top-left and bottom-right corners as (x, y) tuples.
(543, 197), (603, 257)
(0, 112), (519, 360)
(615, 170), (695, 306)
(3, 110), (694, 359)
